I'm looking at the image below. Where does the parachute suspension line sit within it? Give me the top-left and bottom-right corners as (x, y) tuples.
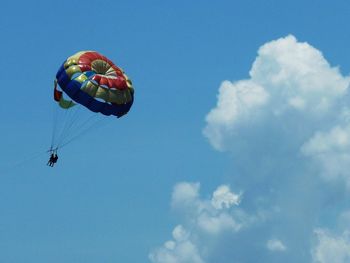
(55, 104), (82, 148)
(51, 101), (74, 152)
(51, 79), (61, 150)
(57, 113), (100, 149)
(58, 116), (112, 149)
(52, 102), (72, 147)
(50, 102), (58, 150)
(54, 103), (81, 147)
(57, 106), (93, 147)
(51, 84), (61, 150)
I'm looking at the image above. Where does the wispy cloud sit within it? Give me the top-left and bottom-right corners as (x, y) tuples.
(267, 238), (287, 252)
(312, 229), (350, 263)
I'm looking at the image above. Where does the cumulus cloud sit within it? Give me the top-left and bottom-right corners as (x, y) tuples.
(211, 185), (241, 209)
(250, 36), (348, 112)
(200, 35), (350, 262)
(312, 229), (350, 263)
(151, 35), (350, 263)
(149, 225), (204, 263)
(197, 210), (242, 234)
(266, 238), (287, 252)
(149, 183), (250, 263)
(175, 183), (245, 235)
(204, 80), (269, 150)
(204, 35), (350, 151)
(171, 182), (201, 211)
(301, 125), (350, 187)
(204, 34), (350, 190)
(338, 210), (350, 228)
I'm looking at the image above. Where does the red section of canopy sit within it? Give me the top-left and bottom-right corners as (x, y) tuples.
(77, 51), (128, 90)
(54, 81), (62, 102)
(91, 75), (127, 90)
(78, 64), (91, 72)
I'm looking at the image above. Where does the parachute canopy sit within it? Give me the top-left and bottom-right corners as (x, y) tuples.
(55, 51), (134, 118)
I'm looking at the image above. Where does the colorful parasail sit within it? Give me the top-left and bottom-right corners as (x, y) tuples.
(54, 51), (134, 118)
(48, 51), (134, 159)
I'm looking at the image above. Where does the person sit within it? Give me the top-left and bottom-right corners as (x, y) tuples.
(47, 153), (55, 167)
(53, 154), (58, 165)
(47, 151), (59, 167)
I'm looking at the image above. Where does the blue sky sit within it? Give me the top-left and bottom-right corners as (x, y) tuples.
(1, 1), (350, 262)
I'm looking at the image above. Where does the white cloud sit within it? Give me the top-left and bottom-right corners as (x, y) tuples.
(211, 185), (241, 209)
(151, 35), (350, 263)
(250, 36), (348, 110)
(172, 225), (189, 242)
(266, 238), (287, 252)
(171, 183), (246, 234)
(302, 126), (350, 155)
(312, 229), (350, 263)
(301, 125), (350, 187)
(197, 211), (242, 234)
(171, 182), (201, 210)
(204, 80), (269, 150)
(204, 34), (350, 188)
(150, 183), (250, 263)
(338, 211), (350, 228)
(149, 225), (204, 263)
(204, 35), (350, 151)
